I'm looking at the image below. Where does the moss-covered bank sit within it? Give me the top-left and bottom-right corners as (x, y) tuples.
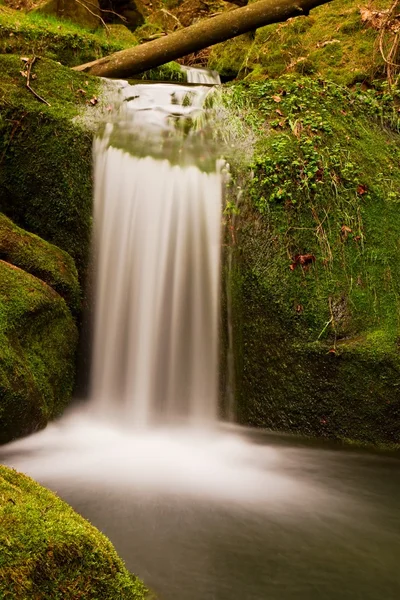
(0, 465), (149, 598)
(0, 53), (99, 276)
(209, 0), (393, 84)
(224, 76), (400, 448)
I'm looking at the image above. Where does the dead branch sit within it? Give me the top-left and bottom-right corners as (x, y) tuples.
(24, 57), (51, 106)
(73, 0), (333, 78)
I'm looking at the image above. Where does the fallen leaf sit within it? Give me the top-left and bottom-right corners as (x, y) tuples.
(295, 304), (304, 313)
(357, 183), (367, 195)
(76, 88), (87, 95)
(341, 225), (352, 239)
(20, 57), (30, 62)
(290, 254), (316, 271)
(296, 253), (316, 266)
(272, 95), (282, 103)
(89, 96), (98, 106)
(276, 108), (283, 116)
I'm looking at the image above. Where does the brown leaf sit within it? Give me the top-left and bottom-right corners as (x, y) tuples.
(357, 183), (367, 195)
(272, 95), (282, 103)
(341, 225), (352, 239)
(296, 253), (316, 266)
(20, 71), (27, 78)
(295, 304), (304, 313)
(89, 96), (98, 106)
(290, 254), (316, 271)
(275, 108), (283, 116)
(76, 88), (87, 95)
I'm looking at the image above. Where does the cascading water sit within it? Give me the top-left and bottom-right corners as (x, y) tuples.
(181, 65), (221, 85)
(91, 75), (222, 426)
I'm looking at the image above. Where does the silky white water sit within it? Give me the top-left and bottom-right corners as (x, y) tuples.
(181, 65), (221, 85)
(90, 73), (222, 426)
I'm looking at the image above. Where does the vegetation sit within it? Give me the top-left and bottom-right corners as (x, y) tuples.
(0, 53), (98, 276)
(0, 465), (149, 599)
(0, 257), (77, 444)
(209, 0), (392, 84)
(223, 75), (400, 447)
(0, 213), (80, 314)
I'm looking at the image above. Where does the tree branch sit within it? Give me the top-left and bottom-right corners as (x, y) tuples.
(73, 0), (333, 78)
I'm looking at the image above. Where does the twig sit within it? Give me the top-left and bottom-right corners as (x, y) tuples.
(83, 0), (127, 22)
(25, 57), (51, 106)
(74, 0), (110, 34)
(159, 8), (183, 30)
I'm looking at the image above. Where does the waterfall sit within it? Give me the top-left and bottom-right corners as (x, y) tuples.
(90, 74), (222, 426)
(181, 65), (221, 85)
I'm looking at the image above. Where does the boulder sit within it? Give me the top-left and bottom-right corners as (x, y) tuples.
(0, 258), (77, 444)
(35, 0), (102, 30)
(0, 465), (148, 598)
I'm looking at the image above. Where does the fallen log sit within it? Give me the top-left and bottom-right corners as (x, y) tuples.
(73, 0), (333, 78)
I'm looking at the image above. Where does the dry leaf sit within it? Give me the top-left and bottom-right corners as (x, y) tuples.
(272, 95), (282, 103)
(341, 225), (352, 239)
(357, 183), (367, 195)
(89, 96), (98, 106)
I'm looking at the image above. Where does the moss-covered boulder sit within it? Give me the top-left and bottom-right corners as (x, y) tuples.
(0, 53), (99, 277)
(36, 0), (102, 30)
(0, 465), (148, 598)
(0, 213), (80, 313)
(0, 256), (77, 444)
(225, 76), (400, 448)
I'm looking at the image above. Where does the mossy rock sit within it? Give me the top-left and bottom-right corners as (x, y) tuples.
(0, 258), (78, 444)
(35, 0), (102, 30)
(0, 465), (149, 599)
(0, 212), (80, 314)
(224, 76), (400, 448)
(0, 53), (100, 277)
(209, 0), (392, 84)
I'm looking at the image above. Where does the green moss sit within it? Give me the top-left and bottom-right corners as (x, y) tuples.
(0, 259), (77, 444)
(0, 213), (80, 314)
(224, 76), (400, 447)
(0, 5), (136, 66)
(0, 465), (149, 599)
(0, 54), (100, 276)
(209, 0), (392, 85)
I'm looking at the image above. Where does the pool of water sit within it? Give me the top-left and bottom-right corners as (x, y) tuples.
(2, 417), (399, 600)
